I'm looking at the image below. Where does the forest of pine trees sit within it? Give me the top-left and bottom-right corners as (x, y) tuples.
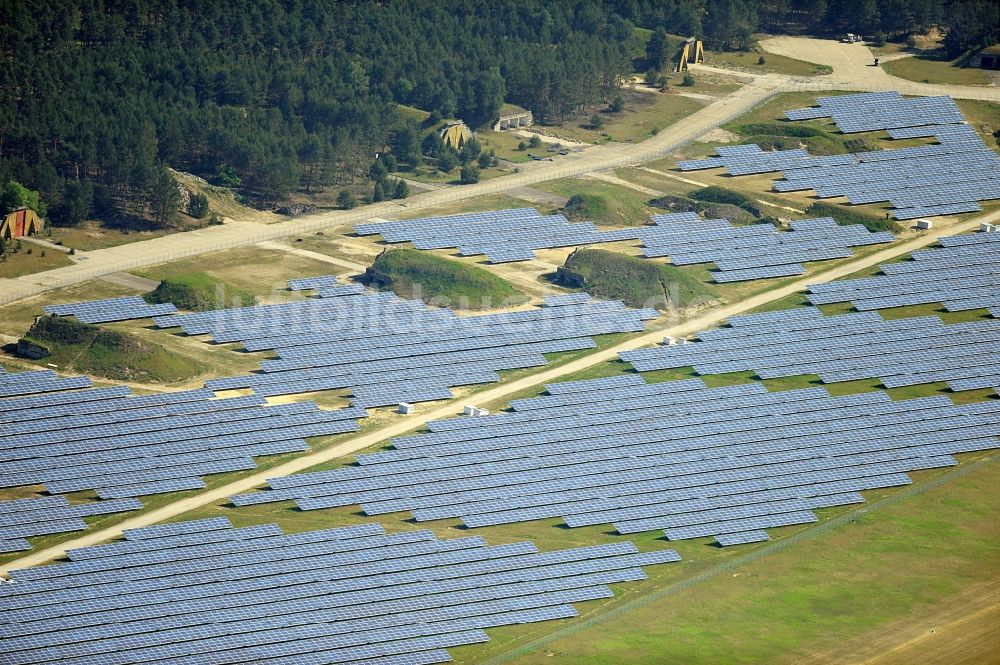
(1, 1), (996, 227)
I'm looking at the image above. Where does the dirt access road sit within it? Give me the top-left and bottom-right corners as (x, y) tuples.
(3, 209), (995, 577)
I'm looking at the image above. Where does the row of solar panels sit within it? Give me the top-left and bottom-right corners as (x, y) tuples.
(807, 233), (999, 311)
(636, 215), (893, 282)
(232, 375), (1000, 545)
(682, 92), (999, 218)
(153, 289), (657, 407)
(0, 518), (679, 665)
(621, 301), (1000, 392)
(43, 295), (177, 324)
(784, 92), (964, 133)
(355, 208), (645, 264)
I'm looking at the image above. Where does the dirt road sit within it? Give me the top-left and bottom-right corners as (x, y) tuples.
(3, 210), (994, 577)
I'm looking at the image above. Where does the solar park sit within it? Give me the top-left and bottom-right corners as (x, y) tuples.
(170, 289), (657, 407)
(1, 90), (998, 664)
(355, 208), (894, 283)
(678, 92), (1000, 220)
(807, 232), (1000, 313)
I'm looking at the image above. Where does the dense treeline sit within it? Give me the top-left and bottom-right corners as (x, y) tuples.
(0, 1), (635, 226)
(2, 1), (996, 227)
(628, 0), (997, 53)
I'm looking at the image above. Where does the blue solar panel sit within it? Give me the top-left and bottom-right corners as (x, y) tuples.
(231, 372), (1000, 545)
(685, 93), (1000, 219)
(353, 208), (646, 263)
(0, 519), (679, 664)
(44, 296), (177, 323)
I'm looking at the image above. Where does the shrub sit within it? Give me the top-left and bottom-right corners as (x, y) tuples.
(517, 140), (527, 151)
(437, 149), (458, 172)
(681, 72), (695, 86)
(187, 192), (209, 218)
(757, 55), (766, 65)
(459, 163), (480, 184)
(26, 315), (98, 346)
(730, 123), (827, 138)
(337, 190), (357, 209)
(213, 164), (241, 187)
(527, 135), (542, 149)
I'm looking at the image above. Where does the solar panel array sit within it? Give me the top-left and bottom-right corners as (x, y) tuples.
(621, 306), (1000, 392)
(0, 369), (93, 398)
(679, 92), (1000, 219)
(784, 92), (964, 132)
(44, 296), (177, 324)
(154, 291), (657, 408)
(0, 518), (679, 664)
(0, 365), (364, 505)
(807, 233), (1000, 312)
(635, 214), (893, 282)
(288, 275), (339, 291)
(232, 375), (1000, 545)
(0, 496), (143, 553)
(353, 208), (643, 263)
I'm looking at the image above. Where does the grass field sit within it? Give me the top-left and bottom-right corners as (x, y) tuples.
(703, 49), (832, 77)
(883, 54), (992, 86)
(0, 245), (73, 278)
(44, 222), (175, 252)
(477, 131), (537, 164)
(540, 91), (706, 145)
(134, 246), (347, 300)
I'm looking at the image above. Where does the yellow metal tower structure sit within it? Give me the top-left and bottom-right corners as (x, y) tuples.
(675, 38), (705, 72)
